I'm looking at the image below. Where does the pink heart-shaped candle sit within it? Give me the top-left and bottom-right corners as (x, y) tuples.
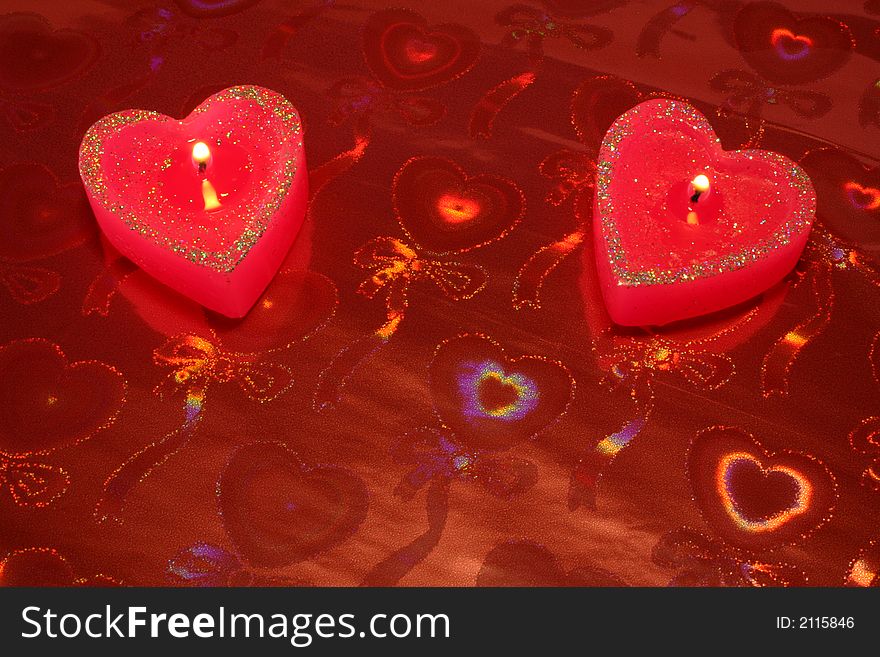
(79, 85), (307, 318)
(593, 99), (815, 326)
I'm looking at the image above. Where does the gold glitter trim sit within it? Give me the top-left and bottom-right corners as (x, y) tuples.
(78, 86), (303, 273)
(595, 99), (816, 287)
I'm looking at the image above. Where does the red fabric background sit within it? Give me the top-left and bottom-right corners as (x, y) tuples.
(1, 0), (879, 587)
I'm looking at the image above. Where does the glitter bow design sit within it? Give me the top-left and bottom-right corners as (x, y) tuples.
(0, 259), (61, 305)
(391, 429), (538, 501)
(471, 5), (612, 139)
(599, 339), (735, 391)
(0, 454), (70, 508)
(569, 338), (734, 511)
(167, 543), (307, 587)
(0, 96), (54, 132)
(328, 77), (445, 128)
(314, 239), (487, 410)
(710, 70), (833, 119)
(360, 428), (537, 586)
(497, 5), (613, 62)
(153, 334), (294, 403)
(652, 527), (806, 587)
(539, 149), (596, 206)
(354, 237), (488, 313)
(96, 335), (293, 523)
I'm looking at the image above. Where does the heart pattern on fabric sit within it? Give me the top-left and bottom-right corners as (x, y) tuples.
(0, 163), (95, 261)
(363, 8), (480, 91)
(219, 442), (369, 568)
(430, 334), (573, 451)
(0, 339), (125, 457)
(393, 157), (525, 254)
(0, 13), (100, 91)
(800, 148), (880, 253)
(688, 426), (836, 550)
(477, 540), (625, 586)
(733, 2), (853, 84)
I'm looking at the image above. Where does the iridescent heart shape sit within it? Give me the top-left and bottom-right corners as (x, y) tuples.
(430, 334), (573, 451)
(688, 426), (836, 550)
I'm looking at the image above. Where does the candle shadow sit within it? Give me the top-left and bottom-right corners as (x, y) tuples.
(90, 211), (319, 345)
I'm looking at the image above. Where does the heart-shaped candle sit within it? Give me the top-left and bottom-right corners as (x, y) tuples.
(593, 99), (815, 326)
(79, 85), (307, 318)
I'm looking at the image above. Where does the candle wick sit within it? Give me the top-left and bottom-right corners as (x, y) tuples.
(689, 174), (710, 204)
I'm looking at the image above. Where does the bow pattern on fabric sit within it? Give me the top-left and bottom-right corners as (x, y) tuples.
(154, 334), (294, 404)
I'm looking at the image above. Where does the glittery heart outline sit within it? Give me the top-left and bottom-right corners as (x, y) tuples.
(79, 85), (303, 274)
(477, 540), (625, 587)
(595, 99), (815, 288)
(218, 441), (369, 568)
(0, 13), (101, 92)
(0, 162), (95, 262)
(363, 8), (480, 91)
(0, 338), (126, 458)
(688, 426), (836, 551)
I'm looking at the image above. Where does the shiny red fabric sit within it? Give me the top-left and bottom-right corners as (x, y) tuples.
(1, 0), (879, 587)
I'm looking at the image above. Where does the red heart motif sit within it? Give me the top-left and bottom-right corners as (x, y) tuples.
(0, 13), (100, 91)
(430, 334), (573, 451)
(800, 148), (880, 253)
(0, 339), (125, 457)
(393, 157), (525, 254)
(79, 86), (307, 318)
(219, 442), (368, 568)
(174, 0), (261, 18)
(593, 99), (814, 326)
(363, 8), (480, 91)
(477, 540), (624, 586)
(0, 164), (95, 262)
(688, 427), (836, 550)
(734, 2), (853, 84)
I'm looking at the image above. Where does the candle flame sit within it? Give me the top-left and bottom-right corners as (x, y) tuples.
(691, 174), (710, 193)
(192, 141), (212, 172)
